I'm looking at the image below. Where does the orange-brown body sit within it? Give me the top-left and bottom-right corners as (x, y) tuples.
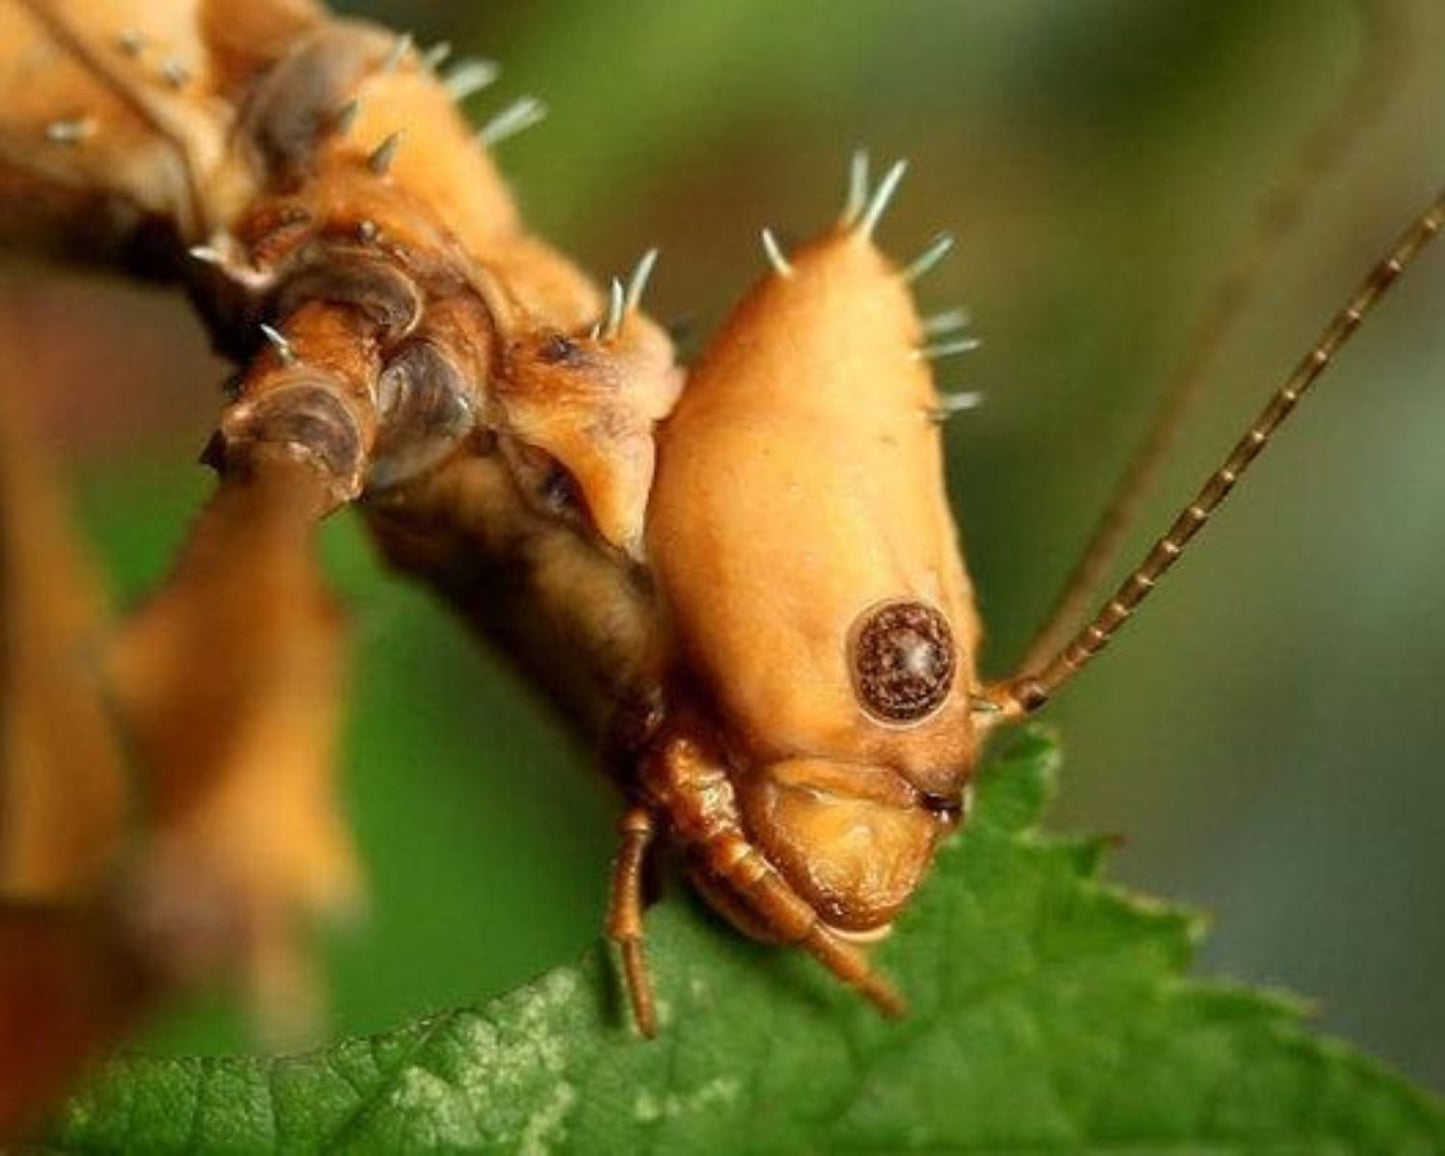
(0, 0), (683, 1076)
(612, 201), (998, 1028)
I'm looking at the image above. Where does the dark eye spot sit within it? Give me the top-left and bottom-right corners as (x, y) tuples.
(538, 334), (582, 365)
(851, 600), (955, 724)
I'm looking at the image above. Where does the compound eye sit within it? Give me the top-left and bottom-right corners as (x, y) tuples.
(850, 600), (956, 724)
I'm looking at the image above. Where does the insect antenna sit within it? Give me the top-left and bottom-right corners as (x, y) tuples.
(994, 182), (1445, 714)
(1014, 0), (1412, 677)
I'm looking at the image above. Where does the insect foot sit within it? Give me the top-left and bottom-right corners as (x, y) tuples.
(623, 159), (998, 1030)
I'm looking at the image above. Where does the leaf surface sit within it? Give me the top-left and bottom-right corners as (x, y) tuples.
(53, 730), (1445, 1153)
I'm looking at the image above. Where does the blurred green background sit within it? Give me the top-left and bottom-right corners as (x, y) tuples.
(5, 0), (1445, 1093)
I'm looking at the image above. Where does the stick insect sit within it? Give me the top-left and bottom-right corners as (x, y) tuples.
(0, 0), (1442, 1129)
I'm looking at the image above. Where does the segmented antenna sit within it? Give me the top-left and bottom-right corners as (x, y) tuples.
(997, 184), (1445, 713)
(1015, 0), (1411, 676)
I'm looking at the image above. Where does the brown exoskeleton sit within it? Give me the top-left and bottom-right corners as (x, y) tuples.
(0, 0), (681, 1111)
(0, 3), (1440, 1135)
(606, 154), (1445, 1036)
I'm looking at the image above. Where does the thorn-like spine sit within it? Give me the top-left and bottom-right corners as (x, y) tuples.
(259, 324), (298, 366)
(857, 159), (907, 239)
(928, 391), (984, 422)
(760, 228), (794, 277)
(333, 98), (362, 135)
(477, 96), (547, 148)
(599, 277), (626, 341)
(922, 307), (972, 337)
(903, 233), (955, 283)
(624, 249), (660, 314)
(188, 244), (224, 266)
(421, 41), (452, 72)
(116, 28), (143, 56)
(444, 58), (499, 102)
(368, 131), (403, 175)
(913, 336), (981, 362)
(357, 219), (380, 244)
(161, 57), (190, 89)
(382, 32), (413, 74)
(44, 117), (94, 145)
(841, 149), (870, 226)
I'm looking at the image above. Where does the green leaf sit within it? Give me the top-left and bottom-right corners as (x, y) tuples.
(53, 730), (1445, 1153)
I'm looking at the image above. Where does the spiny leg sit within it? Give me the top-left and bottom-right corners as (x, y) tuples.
(107, 302), (377, 1043)
(994, 183), (1445, 715)
(606, 806), (657, 1037)
(107, 442), (356, 1044)
(1016, 0), (1411, 676)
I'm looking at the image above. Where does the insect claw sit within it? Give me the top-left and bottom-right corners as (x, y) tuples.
(332, 98), (362, 135)
(903, 232), (955, 283)
(921, 307), (972, 337)
(841, 148), (870, 226)
(443, 58), (499, 103)
(382, 32), (413, 74)
(624, 248), (660, 314)
(357, 219), (380, 244)
(856, 159), (908, 239)
(913, 336), (982, 362)
(760, 228), (794, 277)
(116, 28), (144, 56)
(477, 96), (547, 148)
(368, 131), (403, 175)
(421, 41), (452, 73)
(259, 324), (299, 366)
(44, 117), (94, 145)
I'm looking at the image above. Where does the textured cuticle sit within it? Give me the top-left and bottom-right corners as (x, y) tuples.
(850, 600), (956, 724)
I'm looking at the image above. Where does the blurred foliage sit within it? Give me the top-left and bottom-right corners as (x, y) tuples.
(7, 0), (1443, 1095)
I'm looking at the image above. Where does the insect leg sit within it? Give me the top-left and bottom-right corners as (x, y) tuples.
(605, 806), (657, 1037)
(105, 302), (378, 1043)
(106, 442), (356, 1045)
